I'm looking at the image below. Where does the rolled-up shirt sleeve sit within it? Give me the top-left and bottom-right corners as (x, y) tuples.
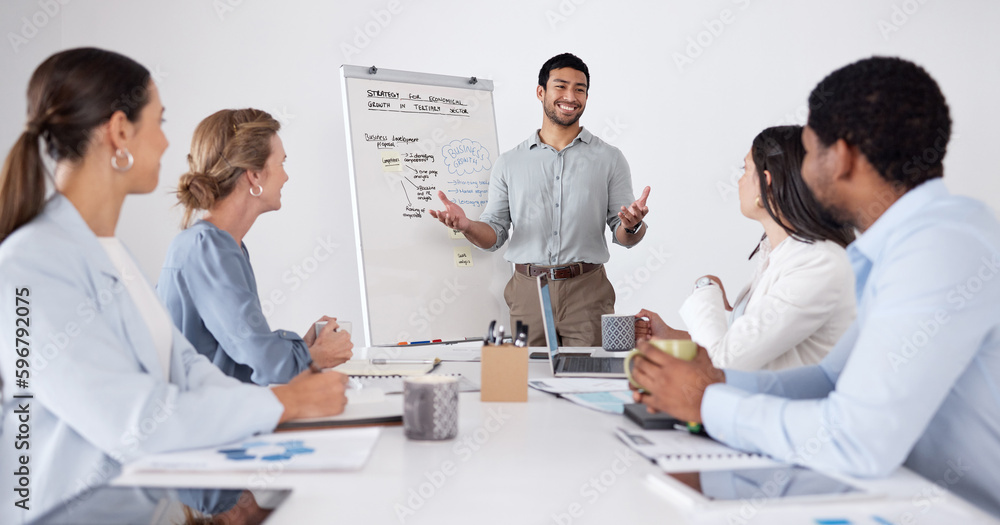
(606, 150), (637, 247)
(476, 155), (511, 251)
(702, 228), (998, 478)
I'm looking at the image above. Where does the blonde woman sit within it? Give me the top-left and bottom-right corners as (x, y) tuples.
(157, 109), (352, 385)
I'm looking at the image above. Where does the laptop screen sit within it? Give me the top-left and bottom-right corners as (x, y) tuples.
(536, 274), (561, 363)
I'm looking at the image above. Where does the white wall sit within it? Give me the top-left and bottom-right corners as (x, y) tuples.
(2, 0), (998, 344)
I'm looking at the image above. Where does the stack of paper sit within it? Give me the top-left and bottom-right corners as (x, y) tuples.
(528, 378), (629, 394)
(529, 378), (633, 414)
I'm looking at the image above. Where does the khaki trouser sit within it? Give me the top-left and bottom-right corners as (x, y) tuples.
(503, 265), (616, 347)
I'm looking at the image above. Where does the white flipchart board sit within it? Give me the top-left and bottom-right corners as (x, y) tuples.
(340, 65), (510, 346)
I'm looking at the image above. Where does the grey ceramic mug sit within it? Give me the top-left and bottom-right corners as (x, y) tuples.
(403, 376), (459, 440)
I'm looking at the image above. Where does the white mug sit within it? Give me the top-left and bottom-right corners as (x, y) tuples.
(315, 320), (352, 339)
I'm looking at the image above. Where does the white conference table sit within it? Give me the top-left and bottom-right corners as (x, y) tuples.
(114, 344), (997, 524)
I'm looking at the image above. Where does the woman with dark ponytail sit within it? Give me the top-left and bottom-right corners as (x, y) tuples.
(0, 49), (348, 520)
(0, 118), (46, 242)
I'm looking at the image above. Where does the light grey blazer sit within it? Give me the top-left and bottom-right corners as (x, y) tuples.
(0, 195), (282, 521)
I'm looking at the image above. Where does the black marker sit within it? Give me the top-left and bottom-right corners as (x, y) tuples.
(485, 320), (496, 345)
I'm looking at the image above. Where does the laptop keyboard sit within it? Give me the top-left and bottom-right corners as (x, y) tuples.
(559, 356), (624, 374)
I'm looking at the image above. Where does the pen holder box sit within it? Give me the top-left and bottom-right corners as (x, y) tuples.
(480, 343), (528, 402)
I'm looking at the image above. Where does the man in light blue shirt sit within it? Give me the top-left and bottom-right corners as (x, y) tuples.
(430, 53), (652, 346)
(631, 56), (1000, 518)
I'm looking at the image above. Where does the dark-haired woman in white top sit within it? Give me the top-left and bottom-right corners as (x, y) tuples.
(636, 125), (856, 371)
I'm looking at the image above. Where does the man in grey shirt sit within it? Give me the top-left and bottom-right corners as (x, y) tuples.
(431, 53), (650, 346)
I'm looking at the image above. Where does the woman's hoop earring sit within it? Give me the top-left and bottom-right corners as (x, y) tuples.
(111, 148), (134, 172)
(250, 184), (263, 197)
(755, 196), (763, 208)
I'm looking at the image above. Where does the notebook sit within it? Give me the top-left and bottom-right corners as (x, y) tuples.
(353, 373), (479, 394)
(615, 426), (779, 472)
(333, 361), (436, 376)
(537, 274), (626, 377)
(278, 395), (404, 430)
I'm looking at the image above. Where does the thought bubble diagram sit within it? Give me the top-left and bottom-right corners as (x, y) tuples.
(442, 139), (492, 175)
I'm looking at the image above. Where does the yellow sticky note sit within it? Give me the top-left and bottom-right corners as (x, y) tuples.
(448, 228), (464, 240)
(454, 247), (473, 267)
(381, 151), (401, 171)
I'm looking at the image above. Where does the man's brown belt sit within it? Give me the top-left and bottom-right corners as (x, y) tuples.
(514, 262), (602, 281)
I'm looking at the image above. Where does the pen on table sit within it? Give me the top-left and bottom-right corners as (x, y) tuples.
(370, 358), (442, 365)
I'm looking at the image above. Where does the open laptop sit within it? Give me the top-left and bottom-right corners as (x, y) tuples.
(537, 274), (626, 377)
